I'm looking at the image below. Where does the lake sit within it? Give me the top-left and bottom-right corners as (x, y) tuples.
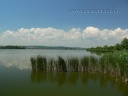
(0, 49), (128, 96)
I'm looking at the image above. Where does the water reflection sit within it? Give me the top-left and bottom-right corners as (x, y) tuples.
(0, 49), (94, 70)
(30, 70), (128, 96)
(81, 73), (89, 85)
(30, 70), (121, 86)
(1, 49), (128, 96)
(0, 56), (30, 70)
(31, 71), (79, 86)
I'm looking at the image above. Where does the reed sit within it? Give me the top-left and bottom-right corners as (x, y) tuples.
(67, 57), (79, 72)
(81, 56), (89, 72)
(117, 52), (128, 77)
(36, 56), (47, 71)
(30, 57), (37, 71)
(57, 56), (67, 72)
(48, 58), (54, 71)
(99, 56), (105, 74)
(90, 56), (98, 71)
(30, 51), (128, 83)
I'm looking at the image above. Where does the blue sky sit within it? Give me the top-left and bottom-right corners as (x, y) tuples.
(0, 0), (128, 47)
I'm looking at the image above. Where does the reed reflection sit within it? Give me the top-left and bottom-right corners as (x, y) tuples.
(31, 71), (80, 86)
(30, 59), (128, 96)
(30, 55), (128, 91)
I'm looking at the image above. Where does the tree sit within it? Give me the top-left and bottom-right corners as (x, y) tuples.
(121, 37), (128, 50)
(114, 43), (121, 50)
(108, 46), (114, 50)
(103, 45), (108, 49)
(96, 46), (102, 49)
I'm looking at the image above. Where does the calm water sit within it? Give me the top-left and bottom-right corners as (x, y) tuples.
(0, 49), (128, 96)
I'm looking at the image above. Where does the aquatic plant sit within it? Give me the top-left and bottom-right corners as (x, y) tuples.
(67, 57), (79, 72)
(30, 57), (37, 71)
(47, 58), (53, 71)
(81, 56), (89, 72)
(30, 51), (128, 83)
(36, 56), (47, 71)
(57, 56), (67, 72)
(99, 56), (106, 74)
(90, 56), (98, 71)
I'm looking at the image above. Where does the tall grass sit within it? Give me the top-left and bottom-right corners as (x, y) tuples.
(37, 56), (47, 71)
(48, 58), (54, 71)
(31, 56), (47, 71)
(90, 56), (98, 71)
(99, 56), (105, 73)
(81, 56), (89, 72)
(67, 57), (79, 72)
(30, 51), (128, 83)
(31, 57), (36, 71)
(57, 56), (67, 72)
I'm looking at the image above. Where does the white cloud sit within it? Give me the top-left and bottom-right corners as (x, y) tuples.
(0, 26), (128, 47)
(82, 26), (100, 38)
(64, 28), (81, 40)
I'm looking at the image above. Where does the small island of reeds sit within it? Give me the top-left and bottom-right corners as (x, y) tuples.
(30, 51), (128, 84)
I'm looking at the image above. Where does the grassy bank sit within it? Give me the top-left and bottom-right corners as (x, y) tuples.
(30, 51), (128, 83)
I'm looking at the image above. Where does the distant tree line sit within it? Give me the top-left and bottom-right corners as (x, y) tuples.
(87, 37), (128, 52)
(0, 46), (25, 49)
(0, 45), (85, 50)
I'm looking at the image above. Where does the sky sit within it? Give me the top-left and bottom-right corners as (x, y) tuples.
(0, 0), (128, 47)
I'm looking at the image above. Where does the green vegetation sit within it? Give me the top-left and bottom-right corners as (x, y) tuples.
(31, 51), (128, 83)
(0, 45), (85, 50)
(86, 37), (128, 52)
(0, 45), (25, 49)
(56, 56), (67, 72)
(81, 56), (89, 72)
(31, 56), (47, 71)
(67, 57), (79, 72)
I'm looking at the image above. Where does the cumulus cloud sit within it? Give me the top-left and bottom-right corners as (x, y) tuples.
(0, 26), (128, 47)
(82, 26), (100, 38)
(64, 28), (81, 40)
